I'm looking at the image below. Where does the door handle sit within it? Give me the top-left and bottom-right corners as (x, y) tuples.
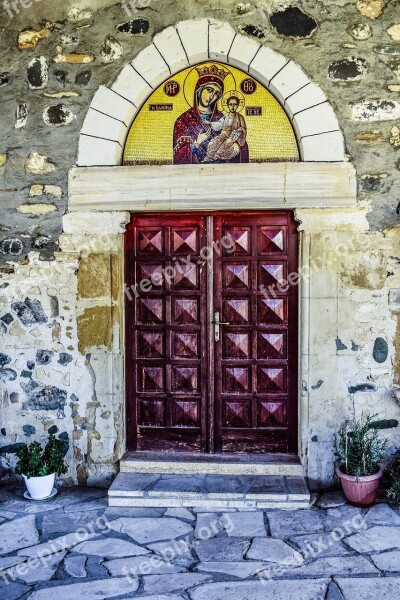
(213, 311), (230, 342)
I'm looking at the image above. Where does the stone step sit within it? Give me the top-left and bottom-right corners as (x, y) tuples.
(120, 451), (303, 476)
(108, 472), (310, 509)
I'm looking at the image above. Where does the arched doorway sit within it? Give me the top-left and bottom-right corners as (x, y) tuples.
(67, 19), (357, 473)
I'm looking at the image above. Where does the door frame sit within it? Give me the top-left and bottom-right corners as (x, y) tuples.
(65, 160), (359, 477)
(124, 210), (298, 455)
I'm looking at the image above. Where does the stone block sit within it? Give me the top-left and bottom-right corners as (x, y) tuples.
(104, 555), (185, 576)
(270, 6), (317, 38)
(5, 551), (66, 584)
(194, 537), (250, 561)
(249, 46), (288, 86)
(108, 517), (193, 544)
(90, 86), (136, 126)
(111, 63), (152, 107)
(300, 131), (346, 162)
(190, 580), (328, 600)
(364, 503), (400, 527)
(227, 34), (261, 72)
(285, 81), (328, 118)
(0, 515), (39, 555)
(80, 108), (127, 146)
(176, 19), (209, 64)
(267, 508), (324, 538)
(131, 44), (170, 89)
(350, 99), (400, 122)
(208, 20), (236, 62)
(27, 577), (139, 600)
(74, 537), (149, 558)
(77, 136), (122, 167)
(270, 61), (311, 104)
(247, 538), (303, 563)
(336, 577), (400, 600)
(196, 561), (267, 578)
(370, 549), (400, 571)
(344, 525), (400, 553)
(153, 26), (189, 73)
(143, 573), (211, 594)
(290, 531), (352, 558)
(282, 555), (379, 578)
(223, 511), (266, 537)
(294, 102), (341, 138)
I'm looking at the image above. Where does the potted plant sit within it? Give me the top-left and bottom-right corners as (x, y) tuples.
(384, 450), (400, 503)
(334, 414), (387, 507)
(15, 434), (68, 500)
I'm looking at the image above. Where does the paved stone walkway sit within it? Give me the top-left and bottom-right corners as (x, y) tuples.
(0, 485), (400, 599)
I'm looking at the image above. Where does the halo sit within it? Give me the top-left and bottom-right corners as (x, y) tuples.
(182, 63), (236, 108)
(221, 90), (245, 113)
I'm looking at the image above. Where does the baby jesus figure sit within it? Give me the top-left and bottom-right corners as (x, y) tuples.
(202, 95), (247, 162)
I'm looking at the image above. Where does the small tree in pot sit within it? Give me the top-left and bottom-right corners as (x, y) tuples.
(15, 434), (68, 500)
(334, 414), (387, 507)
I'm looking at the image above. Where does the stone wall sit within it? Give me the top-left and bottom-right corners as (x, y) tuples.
(0, 0), (399, 488)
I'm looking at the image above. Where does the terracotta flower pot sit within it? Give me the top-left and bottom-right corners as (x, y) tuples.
(336, 466), (383, 508)
(23, 473), (55, 500)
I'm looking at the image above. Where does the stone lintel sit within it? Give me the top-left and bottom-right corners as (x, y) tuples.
(68, 163), (357, 214)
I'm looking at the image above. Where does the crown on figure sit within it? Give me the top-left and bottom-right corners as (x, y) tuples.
(196, 64), (229, 82)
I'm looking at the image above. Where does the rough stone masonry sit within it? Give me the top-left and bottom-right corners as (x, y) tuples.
(0, 0), (400, 488)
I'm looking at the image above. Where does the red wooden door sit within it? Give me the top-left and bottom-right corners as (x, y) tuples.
(125, 212), (298, 454)
(214, 212), (298, 453)
(125, 215), (208, 451)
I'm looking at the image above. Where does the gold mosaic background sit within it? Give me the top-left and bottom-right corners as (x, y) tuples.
(123, 61), (299, 165)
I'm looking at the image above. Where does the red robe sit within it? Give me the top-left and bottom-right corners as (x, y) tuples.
(173, 107), (249, 165)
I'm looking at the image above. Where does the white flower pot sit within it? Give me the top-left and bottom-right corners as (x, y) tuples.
(23, 473), (55, 500)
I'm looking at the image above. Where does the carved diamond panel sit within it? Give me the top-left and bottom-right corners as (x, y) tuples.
(257, 367), (286, 392)
(172, 228), (198, 255)
(223, 332), (250, 359)
(173, 298), (199, 324)
(259, 263), (285, 287)
(223, 299), (249, 324)
(258, 228), (285, 254)
(172, 332), (199, 358)
(257, 401), (286, 427)
(138, 298), (164, 323)
(224, 263), (250, 289)
(258, 333), (286, 359)
(138, 332), (164, 358)
(173, 262), (198, 289)
(224, 401), (251, 427)
(138, 228), (164, 254)
(223, 367), (250, 393)
(138, 264), (164, 288)
(223, 227), (250, 255)
(139, 399), (165, 426)
(173, 401), (200, 427)
(172, 366), (199, 393)
(138, 367), (164, 391)
(258, 298), (286, 324)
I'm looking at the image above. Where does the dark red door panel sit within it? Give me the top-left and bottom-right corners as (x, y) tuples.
(214, 212), (298, 453)
(125, 215), (208, 452)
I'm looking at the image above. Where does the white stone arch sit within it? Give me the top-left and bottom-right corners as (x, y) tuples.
(77, 18), (346, 167)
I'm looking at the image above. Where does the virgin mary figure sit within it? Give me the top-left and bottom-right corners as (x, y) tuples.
(173, 64), (249, 165)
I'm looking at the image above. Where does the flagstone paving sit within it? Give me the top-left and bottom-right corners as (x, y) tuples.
(0, 485), (399, 599)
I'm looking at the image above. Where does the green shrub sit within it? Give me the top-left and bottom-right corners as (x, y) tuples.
(384, 452), (400, 502)
(15, 434), (68, 478)
(334, 414), (387, 477)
